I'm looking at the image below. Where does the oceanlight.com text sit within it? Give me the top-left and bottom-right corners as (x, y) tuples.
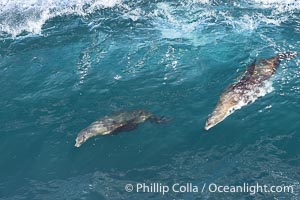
(124, 182), (294, 195)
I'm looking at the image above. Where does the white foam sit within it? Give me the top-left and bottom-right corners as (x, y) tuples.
(188, 0), (211, 4)
(226, 80), (274, 118)
(233, 15), (259, 33)
(114, 75), (122, 80)
(1, 0), (298, 38)
(219, 10), (287, 34)
(0, 0), (121, 37)
(122, 7), (144, 22)
(253, 0), (299, 6)
(151, 2), (215, 45)
(150, 0), (296, 45)
(251, 0), (300, 11)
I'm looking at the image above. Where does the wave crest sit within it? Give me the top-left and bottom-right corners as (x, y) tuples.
(0, 0), (121, 37)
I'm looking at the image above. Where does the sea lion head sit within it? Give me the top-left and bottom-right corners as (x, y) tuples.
(132, 109), (152, 123)
(205, 109), (228, 130)
(75, 122), (115, 147)
(75, 129), (90, 148)
(205, 92), (240, 130)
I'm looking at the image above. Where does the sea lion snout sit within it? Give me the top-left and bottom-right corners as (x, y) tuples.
(75, 130), (88, 148)
(75, 137), (83, 148)
(204, 120), (213, 130)
(205, 114), (218, 130)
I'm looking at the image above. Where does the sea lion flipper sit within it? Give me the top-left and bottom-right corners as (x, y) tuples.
(115, 123), (138, 132)
(149, 116), (172, 124)
(237, 59), (256, 84)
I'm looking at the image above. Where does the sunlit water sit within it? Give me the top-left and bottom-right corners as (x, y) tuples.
(0, 0), (300, 199)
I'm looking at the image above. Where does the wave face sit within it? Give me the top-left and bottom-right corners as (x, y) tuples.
(0, 0), (121, 37)
(0, 0), (299, 37)
(0, 0), (300, 200)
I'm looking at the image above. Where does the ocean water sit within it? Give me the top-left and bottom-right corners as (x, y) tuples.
(0, 0), (300, 199)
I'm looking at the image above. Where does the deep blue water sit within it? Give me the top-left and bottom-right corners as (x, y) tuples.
(0, 0), (300, 199)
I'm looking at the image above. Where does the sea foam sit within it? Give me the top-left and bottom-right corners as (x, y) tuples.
(0, 0), (121, 37)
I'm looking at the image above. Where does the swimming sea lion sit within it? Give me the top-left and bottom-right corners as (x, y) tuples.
(75, 109), (168, 147)
(205, 52), (297, 130)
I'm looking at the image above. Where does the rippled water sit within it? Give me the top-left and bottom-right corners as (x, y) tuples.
(0, 0), (300, 199)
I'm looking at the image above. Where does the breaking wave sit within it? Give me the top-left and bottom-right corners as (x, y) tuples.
(0, 0), (121, 37)
(0, 0), (299, 38)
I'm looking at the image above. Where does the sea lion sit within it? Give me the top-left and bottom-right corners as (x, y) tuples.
(205, 52), (297, 130)
(75, 109), (168, 147)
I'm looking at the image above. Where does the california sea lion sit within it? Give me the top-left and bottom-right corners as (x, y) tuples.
(205, 52), (297, 130)
(75, 109), (168, 147)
